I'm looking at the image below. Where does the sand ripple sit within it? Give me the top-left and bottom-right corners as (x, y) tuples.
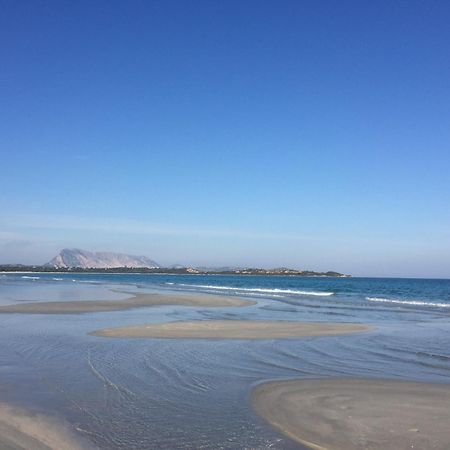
(253, 378), (450, 450)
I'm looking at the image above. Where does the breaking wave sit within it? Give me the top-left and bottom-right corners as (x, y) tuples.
(366, 297), (450, 308)
(175, 284), (334, 297)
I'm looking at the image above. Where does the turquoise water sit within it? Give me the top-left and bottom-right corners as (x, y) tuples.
(0, 273), (449, 449)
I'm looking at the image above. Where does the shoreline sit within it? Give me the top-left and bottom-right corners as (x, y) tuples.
(0, 402), (94, 450)
(90, 320), (372, 339)
(252, 378), (450, 450)
(0, 293), (254, 314)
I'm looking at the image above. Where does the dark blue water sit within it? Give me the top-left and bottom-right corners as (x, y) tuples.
(6, 272), (450, 306)
(0, 273), (449, 449)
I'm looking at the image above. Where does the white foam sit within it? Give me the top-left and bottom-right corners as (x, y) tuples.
(21, 276), (40, 280)
(52, 277), (64, 281)
(366, 297), (450, 308)
(177, 284), (334, 296)
(236, 292), (284, 298)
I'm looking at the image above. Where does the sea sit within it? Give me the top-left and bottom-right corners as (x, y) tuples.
(0, 273), (449, 449)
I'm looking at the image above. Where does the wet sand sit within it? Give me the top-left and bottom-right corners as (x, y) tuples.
(252, 378), (450, 450)
(0, 293), (254, 314)
(0, 403), (94, 450)
(90, 320), (371, 339)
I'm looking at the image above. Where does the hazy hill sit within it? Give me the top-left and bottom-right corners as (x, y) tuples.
(46, 248), (160, 269)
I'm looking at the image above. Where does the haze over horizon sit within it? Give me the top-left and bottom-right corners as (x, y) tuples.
(1, 1), (450, 278)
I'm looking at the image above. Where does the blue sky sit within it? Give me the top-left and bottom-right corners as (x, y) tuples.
(1, 0), (450, 277)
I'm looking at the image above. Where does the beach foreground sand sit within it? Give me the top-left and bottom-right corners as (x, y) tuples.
(0, 403), (94, 450)
(0, 293), (254, 314)
(252, 378), (450, 450)
(90, 320), (370, 339)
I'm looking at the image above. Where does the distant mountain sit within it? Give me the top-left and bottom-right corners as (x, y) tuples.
(46, 248), (160, 269)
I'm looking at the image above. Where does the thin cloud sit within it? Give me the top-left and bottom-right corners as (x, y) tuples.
(1, 213), (311, 241)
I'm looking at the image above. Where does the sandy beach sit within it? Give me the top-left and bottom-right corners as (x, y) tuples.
(0, 403), (94, 450)
(90, 320), (371, 339)
(252, 378), (450, 450)
(0, 293), (254, 314)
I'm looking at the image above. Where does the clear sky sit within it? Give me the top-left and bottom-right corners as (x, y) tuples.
(1, 0), (450, 277)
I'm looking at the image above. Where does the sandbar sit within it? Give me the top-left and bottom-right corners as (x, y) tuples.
(0, 293), (254, 314)
(0, 403), (94, 450)
(90, 320), (371, 339)
(252, 378), (450, 450)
